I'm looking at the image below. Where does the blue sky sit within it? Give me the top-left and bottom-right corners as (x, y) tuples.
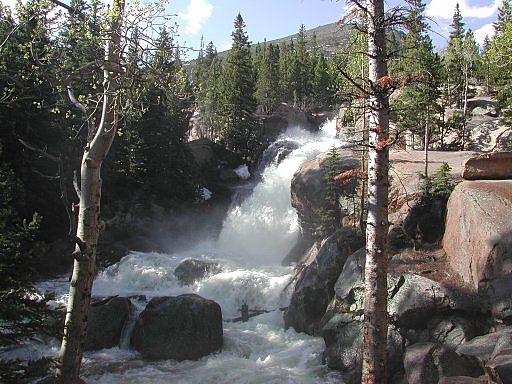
(4, 0), (501, 54)
(171, 0), (501, 56)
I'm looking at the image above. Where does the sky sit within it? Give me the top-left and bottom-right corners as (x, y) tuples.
(170, 0), (501, 56)
(3, 0), (502, 56)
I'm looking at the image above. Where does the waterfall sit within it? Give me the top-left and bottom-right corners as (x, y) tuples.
(25, 119), (345, 384)
(216, 121), (339, 267)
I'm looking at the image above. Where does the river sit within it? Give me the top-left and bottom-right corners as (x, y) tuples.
(23, 119), (345, 383)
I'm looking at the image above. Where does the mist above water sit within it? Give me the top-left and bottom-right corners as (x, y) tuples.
(27, 119), (345, 383)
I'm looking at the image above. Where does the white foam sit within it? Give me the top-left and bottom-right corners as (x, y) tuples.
(27, 120), (347, 383)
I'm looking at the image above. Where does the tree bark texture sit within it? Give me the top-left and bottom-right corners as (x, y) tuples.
(362, 0), (390, 383)
(424, 106), (430, 178)
(55, 1), (125, 382)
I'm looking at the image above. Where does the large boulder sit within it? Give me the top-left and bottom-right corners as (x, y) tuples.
(186, 138), (242, 171)
(320, 248), (483, 378)
(457, 327), (512, 365)
(485, 332), (512, 384)
(321, 312), (405, 381)
(262, 103), (329, 137)
(427, 316), (480, 349)
(174, 259), (222, 285)
(131, 294), (223, 361)
(404, 342), (481, 384)
(443, 180), (512, 321)
(461, 151), (512, 180)
(84, 297), (132, 351)
(328, 250), (480, 329)
(291, 149), (359, 238)
(387, 150), (477, 231)
(284, 228), (363, 335)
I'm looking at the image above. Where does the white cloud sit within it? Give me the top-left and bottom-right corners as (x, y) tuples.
(426, 0), (500, 20)
(474, 22), (495, 45)
(178, 0), (213, 35)
(219, 40), (232, 52)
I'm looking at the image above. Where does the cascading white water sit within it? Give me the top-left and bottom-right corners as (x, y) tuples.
(16, 119), (345, 383)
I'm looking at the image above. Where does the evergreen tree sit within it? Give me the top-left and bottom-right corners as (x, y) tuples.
(255, 42), (281, 114)
(220, 14), (258, 160)
(204, 55), (224, 140)
(494, 0), (512, 35)
(320, 146), (341, 234)
(443, 3), (466, 108)
(294, 24), (312, 109)
(489, 0), (512, 125)
(278, 40), (299, 105)
(395, 0), (443, 162)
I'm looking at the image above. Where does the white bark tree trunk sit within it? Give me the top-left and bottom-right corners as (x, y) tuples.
(424, 106), (430, 178)
(55, 1), (125, 382)
(362, 0), (390, 383)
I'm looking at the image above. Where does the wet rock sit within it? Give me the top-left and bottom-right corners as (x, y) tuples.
(461, 151), (512, 180)
(321, 312), (405, 380)
(404, 342), (481, 384)
(174, 259), (222, 285)
(261, 139), (300, 167)
(131, 294), (223, 361)
(291, 149), (359, 238)
(284, 228), (363, 335)
(282, 238), (316, 265)
(322, 313), (363, 375)
(218, 167), (239, 182)
(85, 297), (132, 351)
(443, 180), (512, 321)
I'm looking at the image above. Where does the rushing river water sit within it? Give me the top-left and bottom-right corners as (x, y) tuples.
(22, 119), (345, 383)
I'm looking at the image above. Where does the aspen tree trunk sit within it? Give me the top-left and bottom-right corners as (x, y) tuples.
(462, 64), (469, 150)
(424, 106), (430, 178)
(362, 0), (390, 383)
(359, 33), (368, 232)
(55, 1), (125, 382)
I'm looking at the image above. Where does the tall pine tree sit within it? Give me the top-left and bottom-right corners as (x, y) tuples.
(220, 14), (258, 161)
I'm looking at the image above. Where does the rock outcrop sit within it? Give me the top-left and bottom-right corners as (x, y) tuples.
(131, 294), (223, 361)
(404, 342), (481, 384)
(319, 248), (484, 380)
(443, 180), (512, 321)
(290, 149), (359, 238)
(261, 103), (330, 140)
(84, 297), (132, 351)
(284, 228), (363, 335)
(461, 151), (512, 180)
(174, 259), (222, 285)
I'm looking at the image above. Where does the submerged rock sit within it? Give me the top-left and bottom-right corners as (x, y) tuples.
(85, 297), (132, 351)
(174, 258), (222, 285)
(131, 294), (223, 361)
